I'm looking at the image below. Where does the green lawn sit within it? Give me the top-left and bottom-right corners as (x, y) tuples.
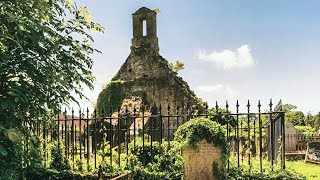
(286, 161), (320, 180)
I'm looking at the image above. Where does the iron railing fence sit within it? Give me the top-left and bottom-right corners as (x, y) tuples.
(24, 99), (285, 173)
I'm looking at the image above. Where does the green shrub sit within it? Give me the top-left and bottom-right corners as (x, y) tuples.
(174, 117), (227, 152)
(226, 167), (306, 180)
(97, 141), (126, 177)
(227, 154), (307, 180)
(295, 125), (317, 136)
(50, 141), (71, 171)
(25, 166), (98, 180)
(127, 138), (183, 180)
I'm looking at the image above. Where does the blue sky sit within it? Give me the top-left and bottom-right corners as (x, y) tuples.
(72, 0), (320, 114)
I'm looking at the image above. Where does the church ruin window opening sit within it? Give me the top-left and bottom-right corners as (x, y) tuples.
(143, 19), (147, 36)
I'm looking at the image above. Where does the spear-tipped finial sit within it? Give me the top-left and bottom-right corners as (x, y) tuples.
(226, 101), (229, 112)
(125, 106), (128, 114)
(133, 105), (137, 115)
(236, 100), (239, 112)
(269, 99), (273, 111)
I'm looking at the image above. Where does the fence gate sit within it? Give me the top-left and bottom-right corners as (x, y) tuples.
(267, 100), (285, 170)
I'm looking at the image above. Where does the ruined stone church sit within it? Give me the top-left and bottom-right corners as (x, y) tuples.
(96, 7), (202, 140)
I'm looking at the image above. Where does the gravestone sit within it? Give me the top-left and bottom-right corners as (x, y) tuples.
(174, 118), (227, 180)
(305, 141), (320, 164)
(182, 140), (223, 180)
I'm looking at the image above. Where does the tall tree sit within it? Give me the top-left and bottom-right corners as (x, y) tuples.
(286, 111), (305, 126)
(282, 104), (297, 112)
(0, 0), (103, 178)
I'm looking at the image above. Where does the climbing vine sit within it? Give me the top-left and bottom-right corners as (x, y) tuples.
(95, 80), (126, 114)
(174, 117), (229, 177)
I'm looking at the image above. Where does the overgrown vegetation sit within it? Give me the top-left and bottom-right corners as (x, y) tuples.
(50, 141), (71, 171)
(174, 117), (229, 178)
(0, 0), (103, 178)
(208, 107), (237, 126)
(169, 60), (185, 73)
(98, 141), (126, 178)
(95, 80), (126, 114)
(226, 167), (306, 180)
(226, 155), (307, 180)
(24, 139), (98, 180)
(127, 138), (183, 180)
(174, 117), (228, 154)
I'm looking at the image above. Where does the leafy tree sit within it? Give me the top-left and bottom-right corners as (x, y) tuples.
(282, 104), (297, 112)
(314, 112), (320, 131)
(295, 126), (316, 136)
(304, 112), (314, 127)
(286, 111), (305, 126)
(208, 107), (236, 127)
(282, 104), (306, 126)
(0, 0), (103, 178)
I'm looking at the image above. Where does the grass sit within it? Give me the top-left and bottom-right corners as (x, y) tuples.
(229, 154), (320, 179)
(286, 161), (320, 180)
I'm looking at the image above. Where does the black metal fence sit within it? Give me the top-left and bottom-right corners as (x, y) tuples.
(24, 99), (285, 172)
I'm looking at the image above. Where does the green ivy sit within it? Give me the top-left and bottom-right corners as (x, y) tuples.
(174, 117), (228, 153)
(95, 80), (126, 114)
(173, 117), (229, 178)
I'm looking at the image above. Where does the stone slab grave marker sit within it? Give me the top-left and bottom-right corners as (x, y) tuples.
(183, 140), (223, 180)
(305, 141), (320, 164)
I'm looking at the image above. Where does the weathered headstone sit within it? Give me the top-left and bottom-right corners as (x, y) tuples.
(305, 141), (320, 164)
(174, 117), (228, 180)
(182, 140), (223, 180)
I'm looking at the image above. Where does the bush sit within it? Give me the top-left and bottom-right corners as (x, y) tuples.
(295, 125), (317, 136)
(127, 138), (183, 180)
(227, 154), (307, 180)
(50, 141), (71, 171)
(25, 166), (98, 180)
(174, 117), (227, 152)
(98, 141), (125, 178)
(226, 167), (306, 180)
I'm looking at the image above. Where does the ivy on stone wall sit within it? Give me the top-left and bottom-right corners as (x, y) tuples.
(174, 117), (228, 154)
(95, 80), (126, 114)
(174, 117), (229, 178)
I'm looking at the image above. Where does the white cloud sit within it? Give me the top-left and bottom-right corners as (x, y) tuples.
(198, 44), (255, 70)
(197, 84), (238, 96)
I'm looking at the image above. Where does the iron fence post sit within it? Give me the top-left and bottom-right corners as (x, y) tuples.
(281, 112), (286, 170)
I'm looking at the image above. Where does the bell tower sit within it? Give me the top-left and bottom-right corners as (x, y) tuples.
(131, 7), (159, 53)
